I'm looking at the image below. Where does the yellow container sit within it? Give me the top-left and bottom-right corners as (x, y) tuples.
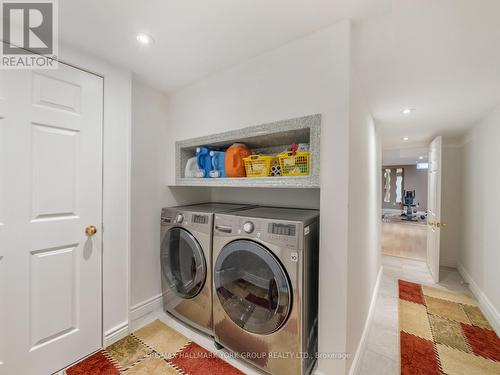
(243, 155), (275, 177)
(278, 151), (310, 176)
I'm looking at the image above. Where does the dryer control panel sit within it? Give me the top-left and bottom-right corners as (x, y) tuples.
(161, 208), (212, 235)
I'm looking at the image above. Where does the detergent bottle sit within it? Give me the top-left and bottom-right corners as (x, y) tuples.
(184, 157), (204, 178)
(196, 147), (213, 178)
(225, 143), (252, 177)
(209, 151), (226, 178)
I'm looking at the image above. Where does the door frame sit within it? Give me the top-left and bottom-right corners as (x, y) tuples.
(55, 57), (106, 350)
(427, 136), (443, 283)
(57, 47), (132, 348)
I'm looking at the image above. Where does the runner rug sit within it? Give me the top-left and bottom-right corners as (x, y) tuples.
(64, 320), (243, 375)
(399, 279), (500, 375)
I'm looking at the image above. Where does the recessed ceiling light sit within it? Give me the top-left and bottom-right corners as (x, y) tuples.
(136, 33), (154, 45)
(402, 137), (409, 141)
(419, 156), (424, 160)
(401, 108), (414, 115)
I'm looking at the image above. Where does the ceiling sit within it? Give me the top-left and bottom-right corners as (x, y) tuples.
(382, 146), (429, 167)
(59, 1), (500, 152)
(353, 0), (500, 149)
(59, 0), (390, 93)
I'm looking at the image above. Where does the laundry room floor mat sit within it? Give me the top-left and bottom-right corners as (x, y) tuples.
(64, 320), (244, 375)
(398, 279), (500, 375)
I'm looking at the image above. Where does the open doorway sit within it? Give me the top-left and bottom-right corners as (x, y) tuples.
(381, 147), (429, 261)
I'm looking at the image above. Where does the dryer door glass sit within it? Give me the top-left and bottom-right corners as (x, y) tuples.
(162, 227), (206, 299)
(214, 240), (292, 335)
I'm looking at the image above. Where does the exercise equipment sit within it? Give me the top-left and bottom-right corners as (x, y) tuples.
(401, 190), (418, 221)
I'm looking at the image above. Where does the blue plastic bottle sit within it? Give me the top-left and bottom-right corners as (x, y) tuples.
(209, 151), (226, 178)
(196, 147), (213, 178)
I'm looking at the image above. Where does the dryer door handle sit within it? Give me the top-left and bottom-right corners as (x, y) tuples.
(215, 225), (232, 233)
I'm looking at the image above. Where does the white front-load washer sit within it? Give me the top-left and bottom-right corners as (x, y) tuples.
(212, 206), (320, 375)
(160, 203), (253, 336)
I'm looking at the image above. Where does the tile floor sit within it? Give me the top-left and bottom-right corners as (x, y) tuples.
(358, 255), (472, 375)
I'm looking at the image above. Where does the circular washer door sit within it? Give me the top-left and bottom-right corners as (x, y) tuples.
(161, 227), (206, 299)
(214, 239), (292, 335)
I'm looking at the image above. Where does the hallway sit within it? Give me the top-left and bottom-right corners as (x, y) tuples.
(358, 256), (472, 374)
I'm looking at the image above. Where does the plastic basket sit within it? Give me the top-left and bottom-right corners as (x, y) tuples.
(243, 155), (275, 177)
(278, 151), (310, 176)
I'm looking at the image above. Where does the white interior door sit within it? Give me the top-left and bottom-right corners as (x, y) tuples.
(0, 63), (103, 374)
(0, 74), (6, 372)
(427, 136), (442, 283)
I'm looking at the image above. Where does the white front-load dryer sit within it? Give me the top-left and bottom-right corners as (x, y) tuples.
(212, 207), (320, 375)
(160, 203), (253, 336)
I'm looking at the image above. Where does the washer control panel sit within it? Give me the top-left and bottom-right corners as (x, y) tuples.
(266, 222), (298, 247)
(268, 223), (296, 237)
(243, 221), (255, 234)
(192, 214), (209, 224)
(214, 214), (303, 250)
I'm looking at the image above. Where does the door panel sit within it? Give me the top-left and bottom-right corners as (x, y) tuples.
(0, 75), (7, 374)
(0, 92), (5, 228)
(33, 72), (82, 114)
(0, 255), (4, 369)
(0, 65), (103, 375)
(30, 245), (78, 350)
(31, 124), (79, 220)
(427, 136), (442, 283)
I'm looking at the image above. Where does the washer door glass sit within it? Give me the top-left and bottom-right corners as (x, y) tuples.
(162, 227), (206, 299)
(214, 240), (292, 335)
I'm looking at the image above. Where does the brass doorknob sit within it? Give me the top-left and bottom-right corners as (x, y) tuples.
(85, 226), (97, 236)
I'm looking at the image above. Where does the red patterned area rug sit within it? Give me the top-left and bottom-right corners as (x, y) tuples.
(399, 280), (500, 375)
(65, 320), (243, 375)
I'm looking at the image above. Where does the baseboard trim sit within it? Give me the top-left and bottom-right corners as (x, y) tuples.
(457, 263), (500, 336)
(104, 321), (129, 346)
(129, 293), (163, 328)
(440, 256), (457, 269)
(130, 294), (163, 321)
(348, 266), (383, 375)
(103, 295), (163, 346)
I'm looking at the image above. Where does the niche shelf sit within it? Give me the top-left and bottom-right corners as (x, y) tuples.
(174, 114), (321, 188)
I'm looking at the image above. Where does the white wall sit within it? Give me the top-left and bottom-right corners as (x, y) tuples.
(59, 44), (132, 344)
(345, 78), (382, 372)
(344, 22), (383, 373)
(130, 78), (211, 312)
(459, 105), (500, 332)
(131, 77), (168, 307)
(346, 115), (381, 372)
(165, 21), (351, 375)
(210, 188), (320, 209)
